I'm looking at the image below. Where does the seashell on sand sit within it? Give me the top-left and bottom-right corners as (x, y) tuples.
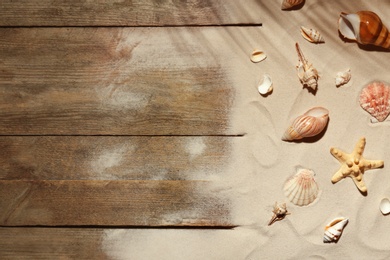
(323, 217), (349, 243)
(284, 167), (319, 206)
(281, 0), (304, 10)
(300, 26), (325, 43)
(380, 198), (390, 215)
(338, 11), (390, 49)
(282, 106), (329, 141)
(295, 43), (319, 92)
(258, 74), (273, 96)
(335, 68), (351, 87)
(268, 202), (290, 226)
(250, 49), (267, 63)
(359, 81), (390, 122)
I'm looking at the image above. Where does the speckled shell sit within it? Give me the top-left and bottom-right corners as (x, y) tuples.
(323, 217), (349, 243)
(281, 0), (304, 10)
(282, 107), (329, 141)
(338, 11), (390, 49)
(284, 167), (319, 206)
(300, 26), (325, 43)
(359, 81), (390, 122)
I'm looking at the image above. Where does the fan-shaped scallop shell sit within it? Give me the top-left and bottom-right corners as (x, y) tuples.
(359, 81), (390, 122)
(282, 107), (329, 141)
(283, 167), (319, 206)
(323, 217), (349, 243)
(300, 26), (325, 43)
(281, 0), (304, 10)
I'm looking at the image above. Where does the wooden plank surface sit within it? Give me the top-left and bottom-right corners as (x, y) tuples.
(0, 0), (263, 26)
(0, 27), (250, 135)
(0, 136), (232, 180)
(0, 180), (232, 227)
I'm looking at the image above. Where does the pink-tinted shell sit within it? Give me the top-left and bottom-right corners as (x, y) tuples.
(284, 167), (319, 206)
(359, 81), (390, 122)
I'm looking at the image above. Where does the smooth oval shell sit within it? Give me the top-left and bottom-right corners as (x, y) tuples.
(283, 167), (319, 206)
(380, 198), (390, 215)
(335, 68), (351, 87)
(250, 49), (267, 63)
(257, 74), (273, 95)
(300, 26), (325, 43)
(282, 107), (329, 141)
(359, 81), (390, 122)
(281, 0), (304, 10)
(338, 11), (390, 49)
(323, 217), (349, 243)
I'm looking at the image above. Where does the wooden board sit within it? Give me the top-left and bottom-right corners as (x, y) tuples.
(0, 0), (263, 26)
(0, 27), (252, 135)
(0, 180), (233, 227)
(0, 136), (232, 180)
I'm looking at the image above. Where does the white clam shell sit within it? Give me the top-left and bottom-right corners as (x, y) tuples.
(323, 217), (349, 243)
(250, 49), (267, 63)
(283, 167), (319, 206)
(335, 68), (351, 87)
(282, 107), (329, 141)
(300, 26), (325, 43)
(257, 74), (273, 95)
(380, 198), (390, 215)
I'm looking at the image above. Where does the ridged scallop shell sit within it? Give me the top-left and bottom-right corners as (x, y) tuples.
(300, 26), (325, 43)
(296, 43), (319, 92)
(359, 81), (390, 122)
(338, 11), (390, 49)
(335, 68), (351, 87)
(380, 198), (390, 215)
(258, 74), (273, 95)
(282, 107), (329, 141)
(281, 0), (304, 10)
(250, 49), (267, 63)
(283, 167), (319, 206)
(323, 217), (349, 243)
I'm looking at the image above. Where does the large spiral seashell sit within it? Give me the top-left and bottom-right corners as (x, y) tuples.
(282, 107), (329, 141)
(283, 167), (319, 206)
(281, 0), (304, 10)
(323, 217), (349, 243)
(338, 11), (390, 49)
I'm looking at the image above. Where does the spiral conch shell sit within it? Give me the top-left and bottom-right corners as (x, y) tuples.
(296, 43), (319, 92)
(323, 217), (349, 243)
(338, 11), (390, 49)
(284, 167), (319, 206)
(281, 0), (304, 10)
(282, 107), (329, 141)
(300, 26), (325, 43)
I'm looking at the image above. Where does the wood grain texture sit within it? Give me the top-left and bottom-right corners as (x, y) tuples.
(0, 136), (232, 180)
(0, 0), (263, 26)
(0, 180), (232, 227)
(0, 27), (249, 135)
(0, 227), (106, 259)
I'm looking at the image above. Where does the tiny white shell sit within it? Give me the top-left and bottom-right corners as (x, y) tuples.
(323, 217), (349, 243)
(258, 74), (273, 95)
(283, 167), (319, 206)
(300, 26), (325, 43)
(335, 68), (351, 87)
(380, 198), (390, 215)
(250, 49), (267, 63)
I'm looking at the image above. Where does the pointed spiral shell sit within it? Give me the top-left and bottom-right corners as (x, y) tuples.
(338, 11), (390, 49)
(323, 217), (349, 243)
(282, 107), (329, 141)
(300, 26), (325, 43)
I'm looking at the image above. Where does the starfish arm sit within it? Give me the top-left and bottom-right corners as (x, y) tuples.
(361, 159), (384, 170)
(331, 168), (347, 183)
(352, 137), (366, 159)
(330, 147), (350, 163)
(350, 175), (367, 193)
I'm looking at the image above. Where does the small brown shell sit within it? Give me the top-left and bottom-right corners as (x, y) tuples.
(281, 0), (304, 10)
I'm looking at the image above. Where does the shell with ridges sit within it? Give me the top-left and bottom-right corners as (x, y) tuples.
(300, 26), (325, 43)
(335, 68), (351, 87)
(250, 49), (267, 63)
(258, 74), (273, 95)
(380, 198), (390, 215)
(359, 81), (390, 122)
(281, 0), (304, 10)
(338, 11), (390, 49)
(296, 43), (319, 91)
(283, 167), (319, 206)
(323, 217), (349, 243)
(282, 107), (329, 141)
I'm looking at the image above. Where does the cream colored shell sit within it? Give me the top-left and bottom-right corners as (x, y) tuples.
(295, 43), (319, 92)
(283, 167), (319, 206)
(250, 49), (267, 63)
(380, 198), (390, 215)
(258, 74), (273, 95)
(300, 26), (325, 43)
(323, 217), (349, 243)
(335, 68), (351, 87)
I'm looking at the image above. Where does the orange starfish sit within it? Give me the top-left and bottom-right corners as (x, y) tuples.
(330, 137), (384, 193)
